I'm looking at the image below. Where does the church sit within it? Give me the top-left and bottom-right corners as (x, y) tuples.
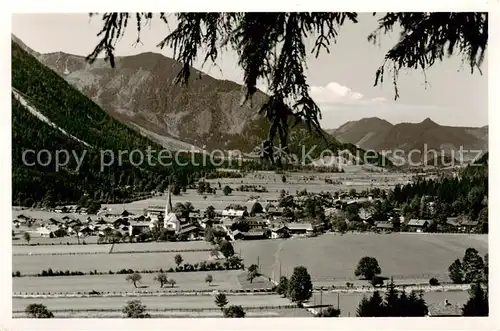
(162, 187), (181, 232)
(147, 187), (199, 238)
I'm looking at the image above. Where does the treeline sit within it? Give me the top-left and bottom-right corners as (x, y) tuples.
(388, 157), (488, 223)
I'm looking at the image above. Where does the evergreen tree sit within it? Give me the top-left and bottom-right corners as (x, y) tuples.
(384, 278), (399, 316)
(214, 293), (229, 310)
(448, 259), (464, 284)
(462, 248), (485, 283)
(462, 282), (488, 316)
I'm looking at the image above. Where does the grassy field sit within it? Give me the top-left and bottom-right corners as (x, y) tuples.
(13, 241), (212, 256)
(13, 293), (293, 311)
(12, 251), (215, 274)
(12, 243), (112, 255)
(13, 308), (313, 318)
(110, 241), (212, 253)
(90, 171), (412, 214)
(13, 233), (487, 282)
(233, 233), (488, 284)
(310, 289), (470, 317)
(13, 270), (276, 294)
(12, 236), (100, 246)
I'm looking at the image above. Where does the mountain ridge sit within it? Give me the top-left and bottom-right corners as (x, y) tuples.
(13, 34), (389, 167)
(326, 117), (488, 164)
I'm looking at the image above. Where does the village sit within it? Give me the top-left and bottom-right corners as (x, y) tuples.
(13, 185), (481, 246)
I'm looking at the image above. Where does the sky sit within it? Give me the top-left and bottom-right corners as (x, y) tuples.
(11, 13), (488, 129)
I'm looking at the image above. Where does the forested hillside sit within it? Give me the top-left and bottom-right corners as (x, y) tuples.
(12, 40), (213, 207)
(388, 153), (488, 232)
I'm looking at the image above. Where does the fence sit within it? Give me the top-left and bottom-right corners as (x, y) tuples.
(13, 248), (212, 256)
(13, 287), (277, 298)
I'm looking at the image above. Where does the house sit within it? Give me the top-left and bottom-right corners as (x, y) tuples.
(358, 208), (374, 223)
(177, 224), (201, 240)
(455, 215), (477, 231)
(54, 206), (68, 213)
(241, 230), (267, 240)
(128, 222), (152, 236)
(339, 193), (350, 200)
(79, 208), (88, 215)
(271, 225), (290, 239)
(265, 206), (284, 216)
(446, 217), (460, 228)
(427, 300), (462, 317)
(96, 219), (108, 225)
(241, 217), (268, 229)
(222, 209), (245, 218)
(47, 217), (63, 226)
(111, 218), (130, 228)
(134, 215), (147, 222)
(147, 206), (165, 218)
(77, 226), (93, 236)
(232, 230), (267, 240)
(287, 223), (314, 235)
(376, 222), (394, 232)
(407, 219), (431, 233)
(121, 210), (131, 217)
(98, 224), (114, 236)
(36, 225), (59, 237)
(16, 214), (31, 222)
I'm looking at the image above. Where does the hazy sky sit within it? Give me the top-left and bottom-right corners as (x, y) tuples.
(12, 13), (488, 129)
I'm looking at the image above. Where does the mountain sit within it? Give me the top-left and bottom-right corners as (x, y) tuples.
(326, 117), (393, 147)
(11, 38), (212, 207)
(327, 117), (488, 165)
(14, 35), (388, 167)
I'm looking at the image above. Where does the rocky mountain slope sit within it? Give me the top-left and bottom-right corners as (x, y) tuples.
(327, 117), (488, 164)
(11, 38), (212, 206)
(13, 34), (389, 166)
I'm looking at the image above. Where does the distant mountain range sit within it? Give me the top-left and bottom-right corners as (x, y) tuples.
(12, 34), (388, 167)
(326, 117), (488, 164)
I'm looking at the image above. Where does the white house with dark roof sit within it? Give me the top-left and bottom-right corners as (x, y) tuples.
(407, 219), (431, 232)
(222, 209), (245, 218)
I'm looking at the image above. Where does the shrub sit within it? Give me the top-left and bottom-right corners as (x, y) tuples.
(14, 271), (21, 277)
(429, 277), (440, 286)
(370, 276), (384, 288)
(25, 303), (54, 318)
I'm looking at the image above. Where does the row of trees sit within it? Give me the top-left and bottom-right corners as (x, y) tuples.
(356, 279), (428, 317)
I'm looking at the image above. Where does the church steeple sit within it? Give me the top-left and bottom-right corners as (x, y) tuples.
(165, 186), (173, 215)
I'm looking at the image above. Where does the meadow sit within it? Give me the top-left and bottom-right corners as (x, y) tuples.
(13, 232), (487, 282)
(233, 233), (488, 284)
(13, 243), (112, 255)
(13, 270), (273, 294)
(13, 293), (295, 313)
(96, 171), (413, 214)
(12, 251), (215, 274)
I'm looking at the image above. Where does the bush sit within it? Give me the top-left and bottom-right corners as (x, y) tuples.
(14, 271), (21, 277)
(429, 277), (440, 286)
(370, 276), (384, 288)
